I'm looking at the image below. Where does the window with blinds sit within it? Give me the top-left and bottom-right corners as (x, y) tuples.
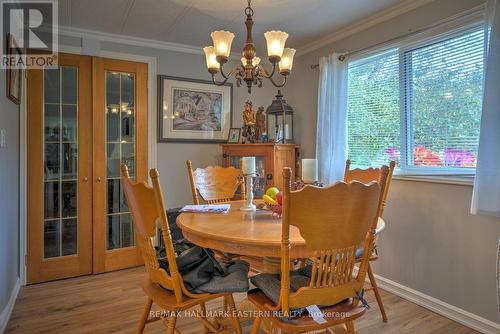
(346, 25), (485, 174)
(347, 49), (400, 168)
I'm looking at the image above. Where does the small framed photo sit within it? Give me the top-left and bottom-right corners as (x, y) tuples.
(6, 34), (22, 105)
(227, 128), (241, 144)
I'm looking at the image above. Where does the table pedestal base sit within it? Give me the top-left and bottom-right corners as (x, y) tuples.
(262, 257), (282, 274)
(240, 256), (294, 274)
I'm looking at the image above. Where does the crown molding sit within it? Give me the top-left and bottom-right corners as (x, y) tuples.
(296, 0), (438, 57)
(58, 25), (204, 55)
(58, 25), (250, 61)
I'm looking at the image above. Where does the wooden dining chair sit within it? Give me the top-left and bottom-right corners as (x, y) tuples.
(121, 164), (242, 334)
(186, 160), (246, 265)
(343, 159), (395, 322)
(249, 167), (389, 334)
(186, 160), (245, 205)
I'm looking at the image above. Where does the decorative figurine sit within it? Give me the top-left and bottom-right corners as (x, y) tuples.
(243, 100), (256, 125)
(255, 106), (266, 142)
(242, 100), (257, 143)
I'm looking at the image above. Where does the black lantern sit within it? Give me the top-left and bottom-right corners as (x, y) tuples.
(266, 90), (294, 143)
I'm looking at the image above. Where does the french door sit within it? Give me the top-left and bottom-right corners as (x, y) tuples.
(92, 57), (147, 273)
(27, 53), (148, 283)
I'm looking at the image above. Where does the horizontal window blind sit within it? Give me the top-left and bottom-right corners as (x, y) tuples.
(346, 25), (485, 173)
(403, 29), (484, 169)
(347, 49), (400, 168)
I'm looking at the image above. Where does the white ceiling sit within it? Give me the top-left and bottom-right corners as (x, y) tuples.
(58, 0), (413, 53)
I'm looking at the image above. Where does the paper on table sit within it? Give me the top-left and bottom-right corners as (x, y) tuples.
(180, 204), (230, 214)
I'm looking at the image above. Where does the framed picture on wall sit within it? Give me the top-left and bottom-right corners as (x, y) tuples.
(6, 34), (22, 105)
(158, 75), (233, 143)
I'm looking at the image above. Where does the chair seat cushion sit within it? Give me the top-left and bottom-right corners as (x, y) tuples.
(157, 243), (250, 294)
(356, 247), (364, 259)
(193, 260), (249, 294)
(250, 269), (311, 306)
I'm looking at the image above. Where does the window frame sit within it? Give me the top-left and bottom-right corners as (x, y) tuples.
(347, 17), (486, 177)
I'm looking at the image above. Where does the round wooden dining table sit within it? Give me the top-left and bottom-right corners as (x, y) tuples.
(176, 200), (386, 273)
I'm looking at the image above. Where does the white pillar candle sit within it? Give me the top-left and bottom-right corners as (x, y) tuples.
(302, 159), (318, 183)
(285, 124), (290, 140)
(241, 157), (256, 175)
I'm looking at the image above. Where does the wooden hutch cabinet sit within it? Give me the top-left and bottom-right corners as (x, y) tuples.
(221, 143), (300, 197)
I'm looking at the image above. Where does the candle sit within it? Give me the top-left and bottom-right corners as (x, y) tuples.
(302, 159), (318, 183)
(241, 157), (256, 175)
(285, 124), (290, 140)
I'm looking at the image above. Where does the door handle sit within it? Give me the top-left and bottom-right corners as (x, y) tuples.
(83, 177), (88, 182)
(97, 177), (102, 183)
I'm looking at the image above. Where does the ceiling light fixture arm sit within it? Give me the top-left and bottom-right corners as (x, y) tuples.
(210, 64), (244, 86)
(256, 63), (288, 88)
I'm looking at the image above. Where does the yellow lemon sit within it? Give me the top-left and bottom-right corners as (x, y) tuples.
(263, 194), (278, 206)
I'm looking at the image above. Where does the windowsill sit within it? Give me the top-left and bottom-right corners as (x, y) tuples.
(393, 174), (474, 186)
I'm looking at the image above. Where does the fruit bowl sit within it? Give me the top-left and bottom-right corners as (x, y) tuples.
(267, 204), (282, 216)
(262, 187), (283, 217)
(257, 202), (282, 216)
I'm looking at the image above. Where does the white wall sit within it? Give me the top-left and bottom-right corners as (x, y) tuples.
(0, 69), (20, 315)
(285, 0), (500, 324)
(382, 180), (500, 322)
(59, 35), (278, 208)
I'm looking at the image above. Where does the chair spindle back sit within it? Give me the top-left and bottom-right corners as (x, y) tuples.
(121, 164), (184, 302)
(279, 166), (389, 313)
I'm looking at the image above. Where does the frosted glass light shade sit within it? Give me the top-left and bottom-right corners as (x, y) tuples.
(252, 57), (261, 66)
(210, 30), (235, 58)
(203, 46), (219, 70)
(279, 48), (296, 73)
(241, 57), (261, 67)
(264, 31), (288, 58)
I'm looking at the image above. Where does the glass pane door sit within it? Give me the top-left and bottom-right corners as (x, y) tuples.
(43, 66), (79, 258)
(28, 54), (145, 281)
(27, 53), (93, 284)
(93, 57), (147, 273)
(105, 71), (135, 250)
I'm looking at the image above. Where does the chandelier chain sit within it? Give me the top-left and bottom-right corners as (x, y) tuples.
(245, 0), (253, 16)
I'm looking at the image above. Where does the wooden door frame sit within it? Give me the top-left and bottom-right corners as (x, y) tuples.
(19, 45), (157, 285)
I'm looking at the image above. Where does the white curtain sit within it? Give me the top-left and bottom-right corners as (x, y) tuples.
(315, 53), (348, 184)
(471, 0), (500, 217)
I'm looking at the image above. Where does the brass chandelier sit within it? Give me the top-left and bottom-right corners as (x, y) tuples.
(203, 0), (296, 93)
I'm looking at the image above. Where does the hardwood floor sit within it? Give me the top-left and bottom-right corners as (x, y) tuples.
(6, 267), (478, 334)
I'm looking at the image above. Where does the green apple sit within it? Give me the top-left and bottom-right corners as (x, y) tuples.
(265, 187), (280, 199)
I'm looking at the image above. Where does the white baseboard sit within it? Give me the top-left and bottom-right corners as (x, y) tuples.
(373, 273), (500, 334)
(0, 278), (20, 334)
